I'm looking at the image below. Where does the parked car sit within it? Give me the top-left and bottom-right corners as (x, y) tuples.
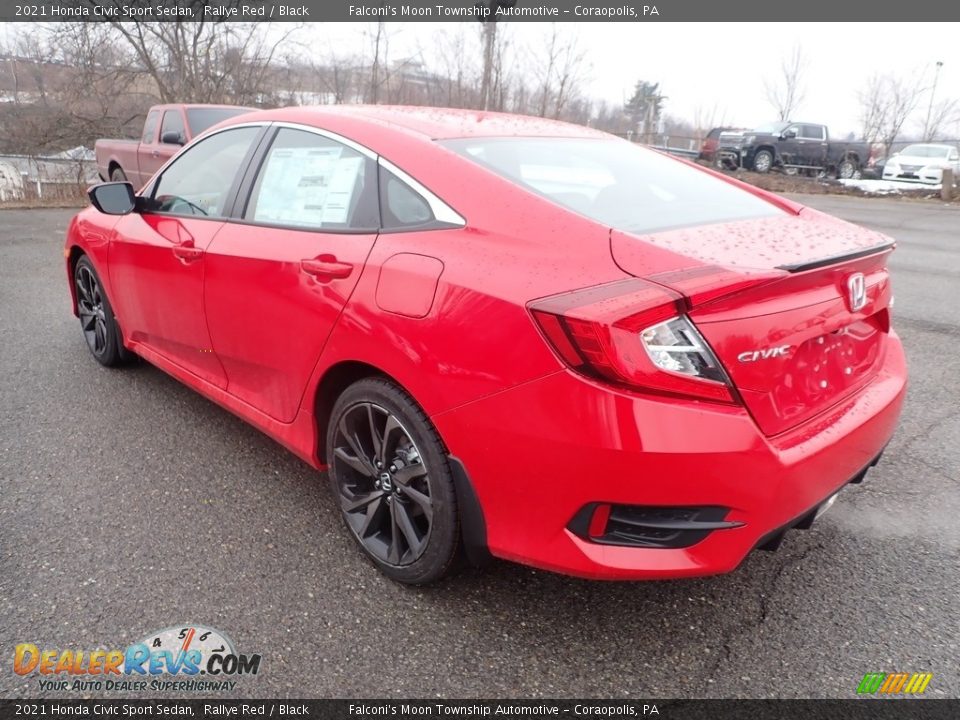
(719, 121), (871, 178)
(882, 143), (960, 184)
(66, 106), (905, 584)
(697, 126), (746, 165)
(95, 104), (253, 188)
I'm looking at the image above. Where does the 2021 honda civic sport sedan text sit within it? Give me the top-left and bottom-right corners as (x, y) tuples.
(65, 106), (906, 584)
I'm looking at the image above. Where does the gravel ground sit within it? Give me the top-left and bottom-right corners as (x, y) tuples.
(1, 196), (957, 699)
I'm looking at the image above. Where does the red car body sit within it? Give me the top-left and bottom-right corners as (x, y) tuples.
(65, 106), (906, 580)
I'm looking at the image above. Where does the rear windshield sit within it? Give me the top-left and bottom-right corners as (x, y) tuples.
(186, 107), (254, 136)
(441, 137), (785, 233)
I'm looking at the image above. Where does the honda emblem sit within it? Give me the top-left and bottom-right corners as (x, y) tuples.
(847, 273), (867, 312)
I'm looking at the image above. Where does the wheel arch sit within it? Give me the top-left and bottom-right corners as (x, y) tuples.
(312, 360), (407, 465)
(66, 245), (87, 316)
(312, 359), (491, 566)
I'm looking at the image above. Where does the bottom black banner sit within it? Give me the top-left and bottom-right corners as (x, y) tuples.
(1, 700), (958, 720)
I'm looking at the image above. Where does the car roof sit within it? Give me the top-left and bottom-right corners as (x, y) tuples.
(229, 105), (609, 141)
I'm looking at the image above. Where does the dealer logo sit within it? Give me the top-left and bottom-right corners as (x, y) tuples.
(13, 624), (261, 693)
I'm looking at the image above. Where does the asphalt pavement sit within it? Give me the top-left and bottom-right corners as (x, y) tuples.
(1, 195), (958, 699)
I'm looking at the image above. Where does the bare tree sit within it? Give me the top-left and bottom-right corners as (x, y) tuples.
(0, 24), (149, 153)
(530, 24), (587, 120)
(426, 28), (475, 108)
(880, 75), (923, 156)
(857, 73), (888, 144)
(365, 21), (389, 104)
(764, 45), (807, 121)
(921, 98), (959, 142)
(89, 2), (297, 105)
(857, 72), (923, 156)
(692, 103), (727, 143)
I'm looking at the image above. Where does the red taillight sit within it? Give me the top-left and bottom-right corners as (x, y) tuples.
(529, 278), (736, 404)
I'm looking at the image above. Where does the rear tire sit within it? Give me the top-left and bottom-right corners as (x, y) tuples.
(326, 378), (460, 585)
(110, 166), (127, 183)
(74, 256), (130, 367)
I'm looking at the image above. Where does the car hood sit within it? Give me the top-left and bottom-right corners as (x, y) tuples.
(891, 154), (950, 166)
(611, 206), (893, 277)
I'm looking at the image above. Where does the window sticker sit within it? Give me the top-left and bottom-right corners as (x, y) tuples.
(254, 146), (362, 227)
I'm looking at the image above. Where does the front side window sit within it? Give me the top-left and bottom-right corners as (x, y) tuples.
(150, 126), (260, 218)
(800, 125), (825, 140)
(442, 137), (785, 234)
(160, 111), (186, 145)
(243, 128), (378, 231)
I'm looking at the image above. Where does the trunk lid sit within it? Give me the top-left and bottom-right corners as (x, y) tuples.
(611, 209), (895, 436)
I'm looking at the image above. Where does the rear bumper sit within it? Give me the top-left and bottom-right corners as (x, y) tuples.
(433, 333), (906, 580)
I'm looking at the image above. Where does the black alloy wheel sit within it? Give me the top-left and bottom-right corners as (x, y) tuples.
(327, 379), (459, 584)
(74, 256), (131, 367)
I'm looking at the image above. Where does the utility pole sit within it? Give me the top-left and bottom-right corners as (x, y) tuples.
(923, 60), (944, 141)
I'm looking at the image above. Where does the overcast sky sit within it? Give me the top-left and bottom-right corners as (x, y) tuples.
(4, 21), (956, 138)
(303, 21), (960, 138)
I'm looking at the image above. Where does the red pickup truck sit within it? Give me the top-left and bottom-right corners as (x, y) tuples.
(95, 104), (254, 187)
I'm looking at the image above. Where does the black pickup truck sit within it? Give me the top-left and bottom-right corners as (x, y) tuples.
(718, 121), (871, 178)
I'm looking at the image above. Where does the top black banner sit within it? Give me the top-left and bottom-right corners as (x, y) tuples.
(3, 0), (958, 22)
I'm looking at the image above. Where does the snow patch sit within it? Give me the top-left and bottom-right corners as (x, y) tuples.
(837, 178), (941, 194)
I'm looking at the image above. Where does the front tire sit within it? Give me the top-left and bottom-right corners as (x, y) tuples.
(326, 378), (460, 585)
(838, 159), (859, 179)
(752, 149), (774, 173)
(74, 256), (129, 367)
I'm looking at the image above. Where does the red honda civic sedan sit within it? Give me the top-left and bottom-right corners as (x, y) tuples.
(65, 106), (906, 584)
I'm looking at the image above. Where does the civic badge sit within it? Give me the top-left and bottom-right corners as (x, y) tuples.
(846, 273), (867, 312)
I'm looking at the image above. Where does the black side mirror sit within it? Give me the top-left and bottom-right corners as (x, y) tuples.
(88, 182), (137, 215)
(782, 130), (797, 139)
(161, 131), (185, 146)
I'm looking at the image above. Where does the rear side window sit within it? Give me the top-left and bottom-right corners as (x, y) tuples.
(160, 111), (186, 144)
(150, 126), (260, 218)
(442, 137), (785, 234)
(243, 128), (378, 231)
(186, 107), (252, 136)
(141, 111), (160, 144)
(379, 166), (435, 229)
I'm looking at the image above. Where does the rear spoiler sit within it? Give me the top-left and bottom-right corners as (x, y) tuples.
(777, 241), (896, 273)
